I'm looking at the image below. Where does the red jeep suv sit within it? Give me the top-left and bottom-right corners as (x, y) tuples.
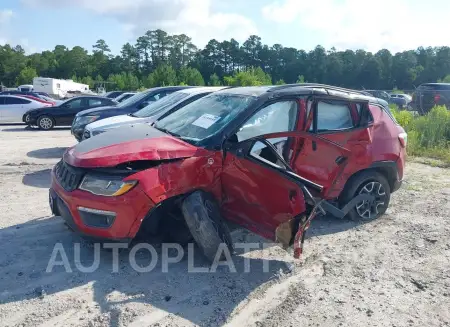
(49, 84), (406, 259)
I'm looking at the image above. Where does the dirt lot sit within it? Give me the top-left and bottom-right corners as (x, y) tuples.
(0, 125), (449, 327)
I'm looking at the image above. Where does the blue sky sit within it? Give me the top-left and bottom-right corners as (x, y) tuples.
(1, 0), (450, 54)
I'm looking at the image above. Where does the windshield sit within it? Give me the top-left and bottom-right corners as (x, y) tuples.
(117, 91), (148, 108)
(133, 91), (190, 118)
(154, 93), (256, 142)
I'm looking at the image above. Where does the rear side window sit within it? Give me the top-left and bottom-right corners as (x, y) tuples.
(5, 97), (30, 105)
(312, 101), (354, 132)
(89, 99), (102, 106)
(67, 99), (83, 109)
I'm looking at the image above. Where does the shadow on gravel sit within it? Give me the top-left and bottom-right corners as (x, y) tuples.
(0, 216), (294, 327)
(22, 169), (52, 188)
(27, 147), (67, 159)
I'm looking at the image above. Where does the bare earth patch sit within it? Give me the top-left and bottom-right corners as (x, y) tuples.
(0, 125), (449, 327)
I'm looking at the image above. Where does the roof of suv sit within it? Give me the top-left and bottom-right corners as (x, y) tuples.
(178, 86), (228, 95)
(216, 83), (384, 105)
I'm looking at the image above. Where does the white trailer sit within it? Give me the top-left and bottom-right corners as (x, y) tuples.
(32, 77), (90, 98)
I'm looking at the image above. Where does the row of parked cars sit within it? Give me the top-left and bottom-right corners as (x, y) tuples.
(44, 83), (407, 261)
(364, 83), (450, 114)
(0, 89), (137, 124)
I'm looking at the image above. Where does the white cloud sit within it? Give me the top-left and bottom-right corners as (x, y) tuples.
(0, 9), (13, 24)
(0, 9), (14, 46)
(262, 0), (450, 52)
(22, 0), (257, 47)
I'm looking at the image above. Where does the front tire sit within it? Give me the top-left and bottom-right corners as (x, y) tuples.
(37, 115), (55, 130)
(181, 191), (233, 262)
(340, 171), (391, 221)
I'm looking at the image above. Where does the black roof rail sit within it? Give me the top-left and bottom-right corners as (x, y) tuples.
(269, 83), (370, 96)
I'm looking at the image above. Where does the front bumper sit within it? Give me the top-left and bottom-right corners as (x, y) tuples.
(50, 169), (154, 241)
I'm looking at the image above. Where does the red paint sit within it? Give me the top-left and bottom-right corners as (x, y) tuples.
(18, 95), (54, 106)
(51, 169), (154, 239)
(294, 104), (406, 199)
(52, 96), (405, 245)
(64, 136), (203, 168)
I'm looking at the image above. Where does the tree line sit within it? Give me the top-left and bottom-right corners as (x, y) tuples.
(1, 29), (450, 91)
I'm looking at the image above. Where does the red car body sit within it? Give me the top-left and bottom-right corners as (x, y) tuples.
(18, 94), (55, 106)
(49, 84), (406, 250)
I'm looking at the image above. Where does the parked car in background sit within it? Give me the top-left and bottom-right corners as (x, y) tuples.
(113, 92), (136, 103)
(83, 87), (226, 140)
(23, 96), (117, 130)
(389, 94), (409, 108)
(17, 84), (34, 92)
(0, 95), (52, 123)
(71, 86), (193, 141)
(364, 90), (391, 103)
(411, 83), (450, 114)
(1, 90), (49, 100)
(50, 84), (406, 262)
(104, 91), (124, 99)
(18, 94), (56, 106)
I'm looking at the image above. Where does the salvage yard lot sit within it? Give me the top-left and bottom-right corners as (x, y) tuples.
(0, 125), (449, 327)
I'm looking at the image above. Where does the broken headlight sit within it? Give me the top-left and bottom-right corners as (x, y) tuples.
(79, 174), (137, 196)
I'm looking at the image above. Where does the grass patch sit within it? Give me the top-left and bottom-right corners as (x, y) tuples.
(391, 105), (450, 165)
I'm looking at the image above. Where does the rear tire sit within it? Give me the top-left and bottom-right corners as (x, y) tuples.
(340, 171), (391, 221)
(38, 115), (55, 130)
(181, 191), (233, 262)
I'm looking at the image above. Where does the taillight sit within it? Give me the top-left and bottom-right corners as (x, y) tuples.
(399, 132), (407, 148)
(434, 94), (441, 103)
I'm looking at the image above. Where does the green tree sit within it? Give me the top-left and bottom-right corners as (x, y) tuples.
(16, 67), (37, 85)
(275, 79), (286, 85)
(296, 75), (305, 83)
(209, 73), (222, 86)
(178, 67), (204, 85)
(224, 67), (271, 86)
(145, 64), (177, 87)
(438, 74), (450, 83)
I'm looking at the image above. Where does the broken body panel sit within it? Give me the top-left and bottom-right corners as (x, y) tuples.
(51, 86), (405, 258)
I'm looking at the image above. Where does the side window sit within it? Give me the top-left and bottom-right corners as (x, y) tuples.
(5, 97), (30, 105)
(146, 91), (166, 102)
(311, 101), (354, 132)
(66, 99), (82, 109)
(236, 101), (298, 142)
(88, 99), (102, 107)
(249, 137), (295, 168)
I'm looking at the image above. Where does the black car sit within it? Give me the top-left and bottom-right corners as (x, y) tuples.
(23, 96), (117, 130)
(412, 83), (450, 114)
(71, 86), (192, 141)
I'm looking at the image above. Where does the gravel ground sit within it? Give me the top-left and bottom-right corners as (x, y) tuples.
(0, 124), (449, 327)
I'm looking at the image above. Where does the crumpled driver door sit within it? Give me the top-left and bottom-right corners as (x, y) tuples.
(221, 130), (355, 253)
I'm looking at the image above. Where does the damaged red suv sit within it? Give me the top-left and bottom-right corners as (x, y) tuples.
(50, 84), (406, 260)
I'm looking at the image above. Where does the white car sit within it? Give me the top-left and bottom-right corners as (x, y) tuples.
(83, 87), (226, 140)
(0, 95), (51, 123)
(114, 92), (136, 103)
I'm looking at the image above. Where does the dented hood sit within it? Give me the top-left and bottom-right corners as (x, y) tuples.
(64, 123), (200, 168)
